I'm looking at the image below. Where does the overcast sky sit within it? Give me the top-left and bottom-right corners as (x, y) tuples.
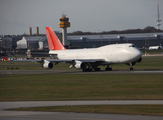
(0, 0), (163, 35)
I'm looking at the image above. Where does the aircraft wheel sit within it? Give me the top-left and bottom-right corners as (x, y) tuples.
(94, 68), (101, 71)
(129, 67), (133, 71)
(82, 68), (92, 72)
(105, 67), (112, 71)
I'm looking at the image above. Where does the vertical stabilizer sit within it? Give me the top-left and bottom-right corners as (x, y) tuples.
(2, 56), (8, 61)
(46, 27), (66, 50)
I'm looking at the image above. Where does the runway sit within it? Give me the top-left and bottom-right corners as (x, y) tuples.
(1, 69), (163, 120)
(1, 69), (163, 75)
(1, 101), (163, 120)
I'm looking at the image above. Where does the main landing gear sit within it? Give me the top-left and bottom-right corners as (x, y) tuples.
(82, 67), (101, 72)
(94, 67), (101, 71)
(93, 65), (112, 71)
(82, 65), (113, 72)
(105, 65), (112, 71)
(82, 63), (136, 72)
(82, 68), (93, 72)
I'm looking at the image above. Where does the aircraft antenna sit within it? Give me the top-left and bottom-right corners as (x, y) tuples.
(156, 0), (161, 30)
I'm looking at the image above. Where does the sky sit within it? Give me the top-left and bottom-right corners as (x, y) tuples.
(0, 0), (163, 35)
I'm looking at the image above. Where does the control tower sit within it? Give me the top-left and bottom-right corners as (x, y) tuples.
(58, 14), (70, 45)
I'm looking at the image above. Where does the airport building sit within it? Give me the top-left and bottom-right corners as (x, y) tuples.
(17, 36), (47, 50)
(15, 32), (61, 55)
(67, 32), (163, 49)
(16, 32), (62, 49)
(15, 32), (163, 50)
(1, 32), (163, 56)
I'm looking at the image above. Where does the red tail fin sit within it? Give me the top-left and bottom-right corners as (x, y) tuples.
(2, 56), (8, 61)
(46, 27), (66, 50)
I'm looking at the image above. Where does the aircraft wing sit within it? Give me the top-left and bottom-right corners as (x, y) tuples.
(47, 59), (105, 63)
(4, 56), (105, 63)
(3, 56), (107, 69)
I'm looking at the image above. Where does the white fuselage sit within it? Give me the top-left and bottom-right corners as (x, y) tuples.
(149, 46), (162, 50)
(49, 43), (142, 64)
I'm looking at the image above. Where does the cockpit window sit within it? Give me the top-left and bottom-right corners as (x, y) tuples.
(129, 45), (135, 47)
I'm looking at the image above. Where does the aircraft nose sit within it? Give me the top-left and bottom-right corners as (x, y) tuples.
(136, 49), (142, 57)
(129, 48), (142, 61)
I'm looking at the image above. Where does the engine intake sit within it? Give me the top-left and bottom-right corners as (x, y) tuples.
(42, 60), (53, 69)
(74, 61), (86, 69)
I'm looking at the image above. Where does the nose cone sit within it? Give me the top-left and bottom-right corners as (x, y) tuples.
(136, 49), (142, 57)
(130, 48), (142, 62)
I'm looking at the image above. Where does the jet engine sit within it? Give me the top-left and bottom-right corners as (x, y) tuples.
(42, 60), (53, 69)
(74, 61), (86, 69)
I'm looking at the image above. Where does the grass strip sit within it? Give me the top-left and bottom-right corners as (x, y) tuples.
(0, 74), (163, 101)
(10, 105), (163, 116)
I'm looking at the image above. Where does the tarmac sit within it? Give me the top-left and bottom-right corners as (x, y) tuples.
(0, 69), (163, 75)
(1, 101), (163, 120)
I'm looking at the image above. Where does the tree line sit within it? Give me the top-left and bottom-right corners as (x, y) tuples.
(68, 26), (163, 35)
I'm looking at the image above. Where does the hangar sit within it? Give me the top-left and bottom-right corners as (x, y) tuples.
(67, 32), (163, 49)
(17, 36), (42, 49)
(16, 32), (163, 50)
(16, 33), (62, 50)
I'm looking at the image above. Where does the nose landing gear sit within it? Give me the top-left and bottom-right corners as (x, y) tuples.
(129, 66), (133, 71)
(128, 62), (136, 71)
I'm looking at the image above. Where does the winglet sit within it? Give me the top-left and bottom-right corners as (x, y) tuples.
(2, 56), (8, 61)
(46, 27), (66, 50)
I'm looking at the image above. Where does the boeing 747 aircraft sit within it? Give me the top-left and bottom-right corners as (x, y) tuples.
(4, 27), (142, 71)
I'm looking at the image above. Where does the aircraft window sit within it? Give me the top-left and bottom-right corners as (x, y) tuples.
(129, 45), (135, 47)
